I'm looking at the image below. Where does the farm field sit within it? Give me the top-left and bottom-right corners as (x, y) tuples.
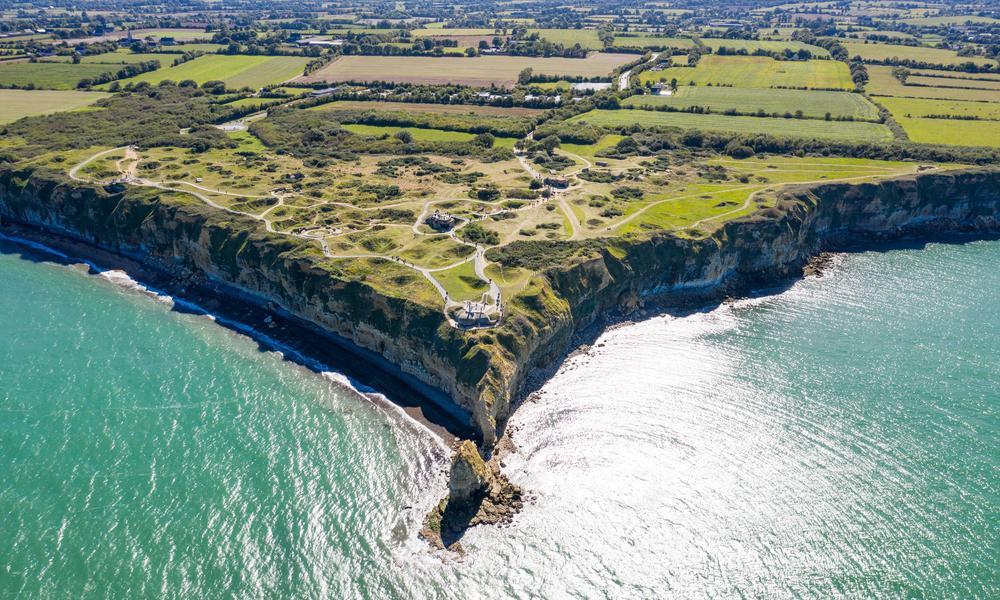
(624, 86), (881, 120)
(893, 117), (1000, 147)
(840, 42), (996, 67)
(699, 38), (830, 57)
(911, 69), (1000, 82)
(528, 28), (602, 49)
(107, 55), (310, 89)
(900, 15), (999, 26)
(314, 101), (545, 117)
(171, 43), (226, 53)
(611, 35), (694, 49)
(295, 53), (635, 87)
(411, 28), (496, 37)
(568, 109), (894, 141)
(0, 62), (121, 89)
(638, 55), (854, 89)
(42, 51), (182, 65)
(56, 28), (212, 45)
(876, 96), (1000, 120)
(223, 96), (288, 109)
(907, 75), (1000, 91)
(866, 66), (1000, 102)
(0, 89), (110, 123)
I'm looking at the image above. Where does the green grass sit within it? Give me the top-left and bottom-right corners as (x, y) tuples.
(0, 62), (121, 90)
(223, 96), (288, 109)
(699, 38), (830, 57)
(171, 43), (227, 53)
(877, 96), (1000, 120)
(0, 89), (111, 123)
(866, 66), (1000, 102)
(624, 86), (880, 120)
(841, 42), (997, 67)
(638, 55), (854, 90)
(900, 15), (999, 26)
(569, 109), (894, 141)
(41, 51), (181, 65)
(108, 55), (310, 90)
(411, 28), (497, 37)
(561, 134), (625, 158)
(907, 75), (1000, 91)
(893, 117), (1000, 147)
(434, 260), (489, 302)
(341, 123), (518, 147)
(528, 28), (602, 49)
(612, 34), (694, 49)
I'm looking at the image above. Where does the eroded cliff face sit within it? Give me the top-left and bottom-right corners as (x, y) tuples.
(478, 169), (1000, 442)
(0, 166), (495, 435)
(1, 166), (998, 453)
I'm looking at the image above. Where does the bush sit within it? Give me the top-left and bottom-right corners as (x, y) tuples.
(725, 141), (755, 158)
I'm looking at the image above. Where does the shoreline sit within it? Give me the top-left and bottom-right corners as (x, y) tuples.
(0, 221), (472, 446)
(508, 229), (1000, 432)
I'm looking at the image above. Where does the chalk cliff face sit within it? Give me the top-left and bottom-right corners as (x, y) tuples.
(1, 165), (998, 451)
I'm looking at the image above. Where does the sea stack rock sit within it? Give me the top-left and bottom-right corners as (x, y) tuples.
(449, 440), (491, 505)
(421, 440), (525, 551)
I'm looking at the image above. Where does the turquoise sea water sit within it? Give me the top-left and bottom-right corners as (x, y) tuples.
(1, 237), (997, 598)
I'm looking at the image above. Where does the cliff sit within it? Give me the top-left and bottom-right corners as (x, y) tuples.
(476, 168), (1000, 442)
(1, 165), (998, 456)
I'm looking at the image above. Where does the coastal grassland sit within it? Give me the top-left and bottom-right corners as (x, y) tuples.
(568, 109), (894, 141)
(312, 101), (545, 117)
(294, 54), (635, 88)
(107, 55), (310, 89)
(343, 124), (517, 148)
(223, 97), (289, 110)
(865, 66), (1000, 102)
(612, 34), (693, 49)
(875, 97), (1000, 120)
(840, 42), (997, 67)
(0, 62), (122, 90)
(527, 28), (602, 49)
(607, 156), (942, 236)
(637, 55), (854, 90)
(624, 87), (881, 120)
(435, 260), (489, 302)
(698, 38), (830, 57)
(323, 256), (442, 307)
(561, 135), (626, 158)
(891, 117), (1000, 147)
(0, 89), (111, 123)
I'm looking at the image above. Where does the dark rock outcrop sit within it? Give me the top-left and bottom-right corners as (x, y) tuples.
(420, 441), (523, 551)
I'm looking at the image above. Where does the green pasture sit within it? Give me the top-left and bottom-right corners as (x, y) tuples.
(569, 109), (895, 141)
(108, 55), (309, 90)
(0, 89), (110, 123)
(841, 42), (996, 67)
(638, 55), (854, 90)
(0, 62), (120, 89)
(625, 86), (881, 120)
